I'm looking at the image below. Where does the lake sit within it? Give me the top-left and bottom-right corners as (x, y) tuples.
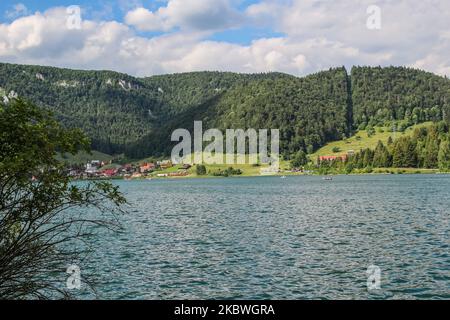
(73, 175), (449, 299)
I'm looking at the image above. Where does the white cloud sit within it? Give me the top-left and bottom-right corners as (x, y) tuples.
(247, 0), (450, 75)
(0, 7), (314, 76)
(125, 0), (242, 32)
(0, 1), (450, 77)
(411, 32), (450, 76)
(161, 38), (311, 74)
(125, 7), (169, 31)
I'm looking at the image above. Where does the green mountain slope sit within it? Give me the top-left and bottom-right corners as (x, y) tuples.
(127, 68), (351, 158)
(1, 62), (449, 159)
(0, 63), (160, 154)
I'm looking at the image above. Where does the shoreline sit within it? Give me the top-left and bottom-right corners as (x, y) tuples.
(73, 169), (450, 182)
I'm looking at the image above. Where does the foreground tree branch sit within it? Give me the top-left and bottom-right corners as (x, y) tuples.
(0, 99), (127, 299)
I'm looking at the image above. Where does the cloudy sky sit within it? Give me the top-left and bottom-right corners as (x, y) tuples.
(0, 0), (449, 77)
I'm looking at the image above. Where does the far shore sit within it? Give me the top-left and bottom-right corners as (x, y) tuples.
(72, 168), (449, 182)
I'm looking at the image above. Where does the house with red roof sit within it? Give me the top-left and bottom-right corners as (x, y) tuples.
(101, 168), (118, 177)
(319, 155), (348, 162)
(140, 163), (156, 173)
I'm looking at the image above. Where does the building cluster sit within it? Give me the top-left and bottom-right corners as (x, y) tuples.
(68, 160), (192, 180)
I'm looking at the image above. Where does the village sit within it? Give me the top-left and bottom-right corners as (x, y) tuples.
(68, 159), (192, 180)
(63, 149), (360, 181)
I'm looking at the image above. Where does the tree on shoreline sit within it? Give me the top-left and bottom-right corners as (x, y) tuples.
(392, 136), (418, 168)
(438, 138), (450, 170)
(196, 165), (207, 176)
(0, 99), (127, 299)
(372, 141), (392, 168)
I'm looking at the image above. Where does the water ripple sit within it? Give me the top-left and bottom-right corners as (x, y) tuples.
(74, 175), (449, 300)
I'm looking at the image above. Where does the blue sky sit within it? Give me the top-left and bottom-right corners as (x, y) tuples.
(0, 1), (449, 77)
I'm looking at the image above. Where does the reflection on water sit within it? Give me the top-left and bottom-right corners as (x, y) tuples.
(73, 175), (449, 299)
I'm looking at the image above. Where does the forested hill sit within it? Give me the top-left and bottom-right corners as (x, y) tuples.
(0, 64), (159, 154)
(351, 66), (450, 129)
(1, 62), (449, 159)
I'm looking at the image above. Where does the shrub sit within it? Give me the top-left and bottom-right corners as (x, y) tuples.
(196, 164), (207, 176)
(332, 147), (341, 153)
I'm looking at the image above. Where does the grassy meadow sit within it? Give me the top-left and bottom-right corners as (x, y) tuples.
(310, 122), (433, 159)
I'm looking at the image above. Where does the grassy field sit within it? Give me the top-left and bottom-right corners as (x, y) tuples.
(310, 122), (433, 159)
(145, 152), (283, 177)
(155, 161), (277, 177)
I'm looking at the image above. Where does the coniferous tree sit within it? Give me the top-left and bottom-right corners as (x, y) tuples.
(438, 137), (450, 170)
(392, 137), (418, 168)
(387, 136), (394, 146)
(373, 141), (391, 167)
(423, 127), (440, 168)
(291, 150), (308, 168)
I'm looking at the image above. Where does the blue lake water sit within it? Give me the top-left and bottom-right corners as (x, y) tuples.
(73, 175), (449, 300)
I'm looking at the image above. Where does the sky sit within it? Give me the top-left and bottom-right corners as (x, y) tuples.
(0, 0), (449, 77)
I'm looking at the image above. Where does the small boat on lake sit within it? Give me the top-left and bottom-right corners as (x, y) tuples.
(323, 176), (333, 181)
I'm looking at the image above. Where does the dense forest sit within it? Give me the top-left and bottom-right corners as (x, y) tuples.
(352, 66), (450, 130)
(1, 62), (450, 161)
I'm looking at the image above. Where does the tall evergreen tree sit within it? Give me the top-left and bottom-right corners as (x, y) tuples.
(392, 137), (418, 168)
(423, 127), (440, 168)
(373, 141), (391, 167)
(438, 137), (450, 170)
